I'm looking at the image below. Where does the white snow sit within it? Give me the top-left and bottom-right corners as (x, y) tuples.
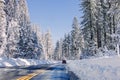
(67, 56), (120, 80)
(0, 57), (56, 67)
(0, 0), (5, 3)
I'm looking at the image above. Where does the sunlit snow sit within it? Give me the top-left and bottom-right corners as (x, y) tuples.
(67, 56), (120, 80)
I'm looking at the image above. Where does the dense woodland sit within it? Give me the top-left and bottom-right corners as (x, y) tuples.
(54, 0), (120, 60)
(0, 0), (120, 60)
(0, 0), (53, 60)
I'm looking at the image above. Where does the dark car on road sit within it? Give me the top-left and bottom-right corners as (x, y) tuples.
(62, 60), (66, 64)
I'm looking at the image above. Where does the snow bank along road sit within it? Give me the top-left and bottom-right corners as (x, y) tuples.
(67, 56), (120, 80)
(0, 64), (70, 80)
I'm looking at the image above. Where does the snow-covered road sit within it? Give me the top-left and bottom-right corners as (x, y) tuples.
(31, 64), (69, 80)
(0, 64), (70, 80)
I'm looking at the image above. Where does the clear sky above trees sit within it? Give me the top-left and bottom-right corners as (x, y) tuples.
(27, 0), (81, 44)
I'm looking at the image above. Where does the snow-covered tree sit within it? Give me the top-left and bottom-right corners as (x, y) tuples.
(71, 17), (81, 59)
(15, 0), (39, 59)
(0, 0), (7, 57)
(108, 0), (120, 56)
(31, 24), (44, 59)
(5, 0), (20, 58)
(0, 0), (45, 59)
(81, 0), (98, 58)
(80, 0), (120, 58)
(62, 34), (71, 59)
(28, 28), (42, 59)
(54, 41), (59, 60)
(40, 33), (47, 59)
(54, 39), (63, 60)
(16, 0), (29, 58)
(6, 19), (20, 58)
(44, 30), (53, 60)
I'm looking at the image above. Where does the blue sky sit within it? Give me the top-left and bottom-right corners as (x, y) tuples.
(27, 0), (81, 44)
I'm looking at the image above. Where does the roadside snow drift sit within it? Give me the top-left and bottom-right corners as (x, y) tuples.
(0, 57), (56, 67)
(67, 56), (120, 80)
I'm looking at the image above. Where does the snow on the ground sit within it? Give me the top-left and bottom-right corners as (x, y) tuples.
(67, 56), (120, 80)
(0, 57), (56, 67)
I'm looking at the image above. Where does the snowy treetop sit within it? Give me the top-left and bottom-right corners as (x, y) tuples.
(0, 0), (5, 3)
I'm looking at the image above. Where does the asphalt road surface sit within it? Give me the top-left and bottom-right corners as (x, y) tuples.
(0, 64), (70, 80)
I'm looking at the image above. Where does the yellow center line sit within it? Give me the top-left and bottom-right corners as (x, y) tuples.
(16, 70), (46, 80)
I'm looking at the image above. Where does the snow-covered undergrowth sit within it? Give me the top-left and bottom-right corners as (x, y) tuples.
(0, 57), (56, 67)
(67, 56), (120, 80)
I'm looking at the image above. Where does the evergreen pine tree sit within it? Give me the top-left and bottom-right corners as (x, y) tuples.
(71, 17), (81, 59)
(5, 0), (20, 58)
(81, 0), (97, 57)
(0, 0), (7, 57)
(44, 30), (53, 60)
